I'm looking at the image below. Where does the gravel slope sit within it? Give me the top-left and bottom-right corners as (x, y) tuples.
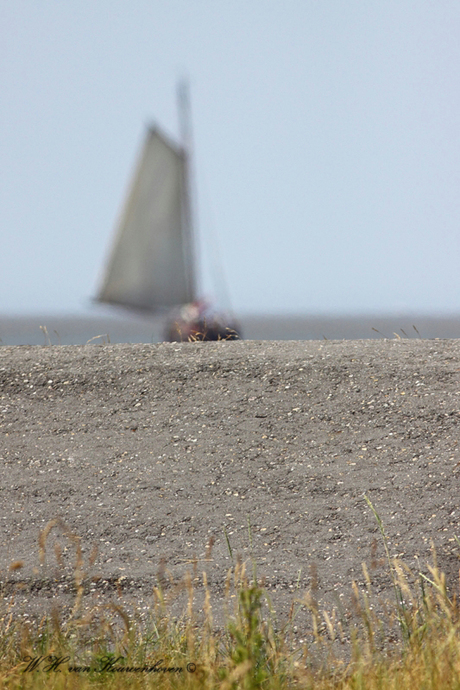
(1, 339), (460, 625)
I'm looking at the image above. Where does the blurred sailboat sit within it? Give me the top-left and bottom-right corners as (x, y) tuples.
(96, 83), (240, 342)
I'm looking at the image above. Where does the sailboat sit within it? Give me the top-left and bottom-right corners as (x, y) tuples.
(95, 83), (241, 342)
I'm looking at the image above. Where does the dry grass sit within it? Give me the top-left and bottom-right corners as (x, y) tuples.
(2, 508), (460, 688)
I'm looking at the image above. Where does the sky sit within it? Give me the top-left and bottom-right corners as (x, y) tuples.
(1, 1), (460, 317)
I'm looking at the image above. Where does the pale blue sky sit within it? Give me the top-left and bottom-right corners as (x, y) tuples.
(1, 1), (460, 316)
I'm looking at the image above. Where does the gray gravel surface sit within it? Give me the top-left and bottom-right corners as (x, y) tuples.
(1, 339), (460, 627)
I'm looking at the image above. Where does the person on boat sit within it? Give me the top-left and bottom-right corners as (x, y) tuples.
(165, 300), (241, 342)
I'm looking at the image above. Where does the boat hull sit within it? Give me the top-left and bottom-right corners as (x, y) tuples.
(165, 313), (241, 342)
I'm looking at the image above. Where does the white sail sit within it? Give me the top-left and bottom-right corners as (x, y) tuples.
(97, 127), (195, 311)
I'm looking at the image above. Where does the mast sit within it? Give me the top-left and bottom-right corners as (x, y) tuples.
(177, 79), (199, 302)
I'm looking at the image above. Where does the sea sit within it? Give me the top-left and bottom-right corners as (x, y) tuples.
(1, 312), (460, 346)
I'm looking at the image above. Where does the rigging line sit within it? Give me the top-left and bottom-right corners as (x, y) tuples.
(197, 167), (235, 314)
(177, 78), (235, 314)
